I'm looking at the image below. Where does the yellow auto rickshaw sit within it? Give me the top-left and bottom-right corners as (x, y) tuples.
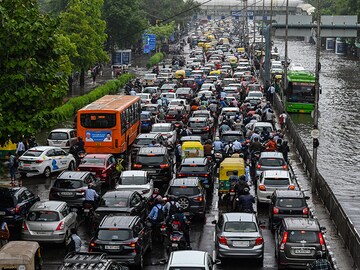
(237, 47), (245, 53)
(0, 139), (17, 159)
(229, 56), (238, 69)
(209, 70), (221, 76)
(175, 69), (186, 79)
(181, 141), (204, 159)
(218, 154), (245, 194)
(0, 241), (42, 270)
(197, 41), (205, 48)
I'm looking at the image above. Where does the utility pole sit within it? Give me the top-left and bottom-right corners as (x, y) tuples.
(267, 0), (273, 83)
(312, 0), (321, 193)
(283, 0), (289, 107)
(260, 0), (265, 79)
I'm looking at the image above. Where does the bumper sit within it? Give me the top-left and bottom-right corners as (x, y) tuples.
(257, 192), (271, 203)
(278, 252), (315, 268)
(217, 244), (264, 259)
(185, 205), (206, 216)
(106, 253), (139, 265)
(21, 231), (66, 243)
(18, 168), (42, 175)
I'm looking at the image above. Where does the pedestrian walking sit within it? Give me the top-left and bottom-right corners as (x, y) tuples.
(16, 139), (26, 156)
(268, 84), (275, 105)
(8, 152), (19, 186)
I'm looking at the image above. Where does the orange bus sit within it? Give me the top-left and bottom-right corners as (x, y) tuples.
(77, 95), (141, 155)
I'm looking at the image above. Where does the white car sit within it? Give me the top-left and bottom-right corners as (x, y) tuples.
(257, 170), (295, 203)
(168, 99), (190, 112)
(161, 92), (177, 101)
(218, 107), (240, 123)
(115, 170), (154, 198)
(18, 146), (76, 178)
(197, 90), (213, 99)
(252, 121), (274, 134)
(144, 74), (157, 86)
(165, 250), (219, 270)
(151, 123), (177, 147)
(246, 91), (263, 101)
(136, 93), (151, 104)
(200, 83), (216, 91)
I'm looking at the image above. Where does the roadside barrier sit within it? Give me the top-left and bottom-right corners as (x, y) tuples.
(273, 94), (359, 269)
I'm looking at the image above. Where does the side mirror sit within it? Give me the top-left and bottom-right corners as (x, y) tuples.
(266, 195), (271, 199)
(320, 226), (327, 233)
(211, 220), (217, 225)
(305, 196), (310, 200)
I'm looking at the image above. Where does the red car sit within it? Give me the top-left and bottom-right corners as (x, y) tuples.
(165, 106), (188, 124)
(78, 154), (119, 187)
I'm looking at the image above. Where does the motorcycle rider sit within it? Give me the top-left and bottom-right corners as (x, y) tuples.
(232, 139), (242, 153)
(237, 187), (255, 213)
(278, 140), (290, 162)
(204, 139), (213, 157)
(250, 137), (263, 153)
(83, 183), (99, 209)
(169, 208), (191, 247)
(148, 197), (165, 226)
(308, 251), (332, 270)
(76, 137), (85, 153)
(213, 137), (223, 152)
(148, 188), (162, 210)
(164, 197), (180, 223)
(260, 127), (271, 142)
(234, 175), (250, 197)
(219, 122), (231, 135)
(265, 136), (277, 152)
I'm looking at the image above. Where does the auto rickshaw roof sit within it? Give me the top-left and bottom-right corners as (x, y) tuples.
(0, 241), (39, 265)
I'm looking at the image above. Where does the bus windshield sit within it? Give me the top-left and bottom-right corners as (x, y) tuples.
(80, 113), (116, 128)
(287, 82), (315, 103)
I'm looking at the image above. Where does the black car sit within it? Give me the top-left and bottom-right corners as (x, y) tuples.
(94, 190), (147, 228)
(268, 190), (310, 231)
(89, 216), (151, 269)
(177, 157), (215, 189)
(165, 177), (206, 219)
(59, 252), (129, 270)
(49, 171), (101, 208)
(0, 186), (40, 233)
(187, 117), (213, 140)
(131, 133), (165, 159)
(133, 146), (174, 181)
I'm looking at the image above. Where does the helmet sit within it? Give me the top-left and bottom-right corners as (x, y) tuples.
(233, 170), (238, 175)
(239, 175), (246, 182)
(206, 139), (212, 144)
(78, 136), (83, 141)
(215, 137), (220, 141)
(244, 187), (250, 194)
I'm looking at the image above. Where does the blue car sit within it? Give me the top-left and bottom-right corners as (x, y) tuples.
(141, 111), (153, 133)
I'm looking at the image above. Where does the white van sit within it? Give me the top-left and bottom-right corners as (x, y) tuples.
(47, 128), (77, 151)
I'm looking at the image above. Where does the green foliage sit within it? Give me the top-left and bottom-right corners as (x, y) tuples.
(34, 74), (134, 129)
(306, 0), (360, 17)
(146, 53), (165, 69)
(148, 21), (177, 40)
(0, 0), (72, 144)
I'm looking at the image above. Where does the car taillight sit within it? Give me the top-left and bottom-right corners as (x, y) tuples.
(255, 237), (263, 246)
(280, 231), (288, 250)
(36, 160), (43, 163)
(273, 207), (280, 214)
(125, 240), (137, 248)
(66, 141), (70, 146)
(256, 164), (261, 169)
(160, 164), (169, 169)
(198, 174), (209, 177)
(194, 196), (203, 202)
(133, 164), (142, 169)
(288, 185), (295, 190)
(283, 165), (288, 170)
(303, 207), (309, 215)
(319, 232), (326, 251)
(218, 236), (227, 245)
(90, 241), (96, 247)
(177, 173), (185, 177)
(259, 184), (266, 191)
(204, 127), (210, 131)
(56, 221), (65, 231)
(23, 222), (28, 231)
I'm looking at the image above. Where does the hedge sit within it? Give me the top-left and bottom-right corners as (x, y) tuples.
(32, 74), (134, 130)
(146, 52), (165, 69)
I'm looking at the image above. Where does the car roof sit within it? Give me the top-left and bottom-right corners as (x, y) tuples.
(193, 110), (209, 114)
(152, 123), (172, 127)
(263, 170), (290, 178)
(223, 212), (257, 223)
(141, 111), (151, 115)
(84, 154), (111, 159)
(138, 146), (167, 155)
(170, 177), (200, 187)
(180, 136), (202, 142)
(221, 130), (243, 135)
(260, 152), (284, 158)
(181, 157), (207, 165)
(169, 250), (207, 266)
(283, 218), (320, 231)
(61, 253), (114, 270)
(188, 117), (208, 122)
(137, 133), (160, 139)
(100, 215), (138, 229)
(221, 107), (239, 112)
(57, 171), (90, 180)
(121, 170), (147, 177)
(50, 128), (75, 132)
(32, 200), (65, 211)
(103, 190), (135, 198)
(254, 122), (273, 127)
(274, 190), (306, 198)
(26, 146), (62, 151)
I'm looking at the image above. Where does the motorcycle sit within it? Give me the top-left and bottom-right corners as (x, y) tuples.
(69, 145), (86, 167)
(214, 150), (223, 166)
(82, 202), (95, 231)
(227, 180), (237, 211)
(167, 231), (188, 254)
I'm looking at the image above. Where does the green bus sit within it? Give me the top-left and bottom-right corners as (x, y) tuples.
(282, 70), (316, 113)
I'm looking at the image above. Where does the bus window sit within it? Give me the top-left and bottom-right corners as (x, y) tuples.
(80, 113), (116, 128)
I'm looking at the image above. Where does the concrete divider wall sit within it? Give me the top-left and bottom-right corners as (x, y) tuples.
(273, 94), (360, 268)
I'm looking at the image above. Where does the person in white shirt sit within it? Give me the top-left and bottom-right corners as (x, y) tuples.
(16, 140), (25, 156)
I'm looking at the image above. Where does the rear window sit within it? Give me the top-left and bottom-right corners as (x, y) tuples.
(167, 110), (180, 115)
(188, 121), (206, 128)
(264, 178), (290, 186)
(54, 179), (84, 189)
(222, 135), (244, 143)
(169, 186), (200, 196)
(81, 158), (105, 166)
(97, 229), (132, 241)
(100, 195), (129, 207)
(259, 158), (285, 166)
(134, 138), (155, 145)
(141, 114), (150, 120)
(121, 177), (147, 185)
(48, 132), (69, 140)
(23, 150), (43, 157)
(137, 155), (166, 164)
(287, 230), (319, 243)
(152, 126), (172, 132)
(180, 165), (206, 172)
(28, 211), (60, 222)
(143, 106), (158, 112)
(80, 113), (116, 128)
(169, 268), (205, 270)
(224, 221), (258, 232)
(277, 198), (305, 208)
(254, 126), (272, 133)
(0, 189), (15, 208)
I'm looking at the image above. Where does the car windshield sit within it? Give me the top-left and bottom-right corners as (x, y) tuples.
(254, 126), (272, 133)
(259, 158), (285, 166)
(143, 106), (158, 112)
(249, 92), (262, 98)
(28, 211), (60, 222)
(152, 126), (172, 132)
(288, 230), (319, 243)
(264, 178), (290, 186)
(81, 158), (105, 166)
(222, 135), (244, 143)
(54, 179), (83, 189)
(23, 150), (43, 157)
(169, 187), (200, 196)
(180, 165), (206, 172)
(177, 89), (190, 94)
(137, 155), (166, 164)
(100, 195), (129, 207)
(121, 177), (147, 185)
(97, 229), (132, 241)
(222, 111), (237, 116)
(48, 132), (69, 140)
(277, 198), (305, 208)
(0, 189), (15, 208)
(224, 221), (258, 232)
(141, 114), (151, 120)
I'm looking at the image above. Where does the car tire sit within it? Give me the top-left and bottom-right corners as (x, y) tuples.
(136, 253), (144, 270)
(20, 172), (27, 178)
(257, 255), (264, 267)
(43, 167), (51, 178)
(68, 161), (75, 171)
(177, 196), (190, 211)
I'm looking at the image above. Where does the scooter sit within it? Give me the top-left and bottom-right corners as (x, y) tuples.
(167, 231), (188, 254)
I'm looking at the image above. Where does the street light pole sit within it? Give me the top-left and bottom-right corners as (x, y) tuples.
(312, 0), (321, 193)
(283, 0), (289, 107)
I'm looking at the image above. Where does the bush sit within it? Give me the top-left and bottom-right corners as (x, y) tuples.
(146, 52), (165, 69)
(32, 74), (134, 130)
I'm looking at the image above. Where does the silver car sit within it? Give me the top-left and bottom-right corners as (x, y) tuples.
(21, 201), (77, 244)
(214, 213), (264, 266)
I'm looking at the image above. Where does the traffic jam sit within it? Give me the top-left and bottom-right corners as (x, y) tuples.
(0, 19), (332, 270)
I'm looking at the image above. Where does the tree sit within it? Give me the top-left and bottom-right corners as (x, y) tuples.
(0, 0), (72, 144)
(59, 0), (108, 86)
(103, 0), (148, 50)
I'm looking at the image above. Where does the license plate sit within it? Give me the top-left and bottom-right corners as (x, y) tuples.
(22, 167), (31, 170)
(230, 192), (235, 195)
(172, 243), (178, 247)
(105, 245), (120, 250)
(193, 129), (201, 132)
(83, 209), (90, 213)
(147, 170), (156, 174)
(294, 249), (311, 254)
(53, 141), (61, 144)
(232, 241), (250, 247)
(0, 211), (5, 215)
(36, 232), (51, 235)
(61, 192), (73, 196)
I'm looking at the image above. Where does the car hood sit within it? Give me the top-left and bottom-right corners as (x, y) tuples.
(222, 231), (262, 238)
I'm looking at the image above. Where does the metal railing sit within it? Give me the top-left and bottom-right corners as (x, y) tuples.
(273, 94), (360, 269)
